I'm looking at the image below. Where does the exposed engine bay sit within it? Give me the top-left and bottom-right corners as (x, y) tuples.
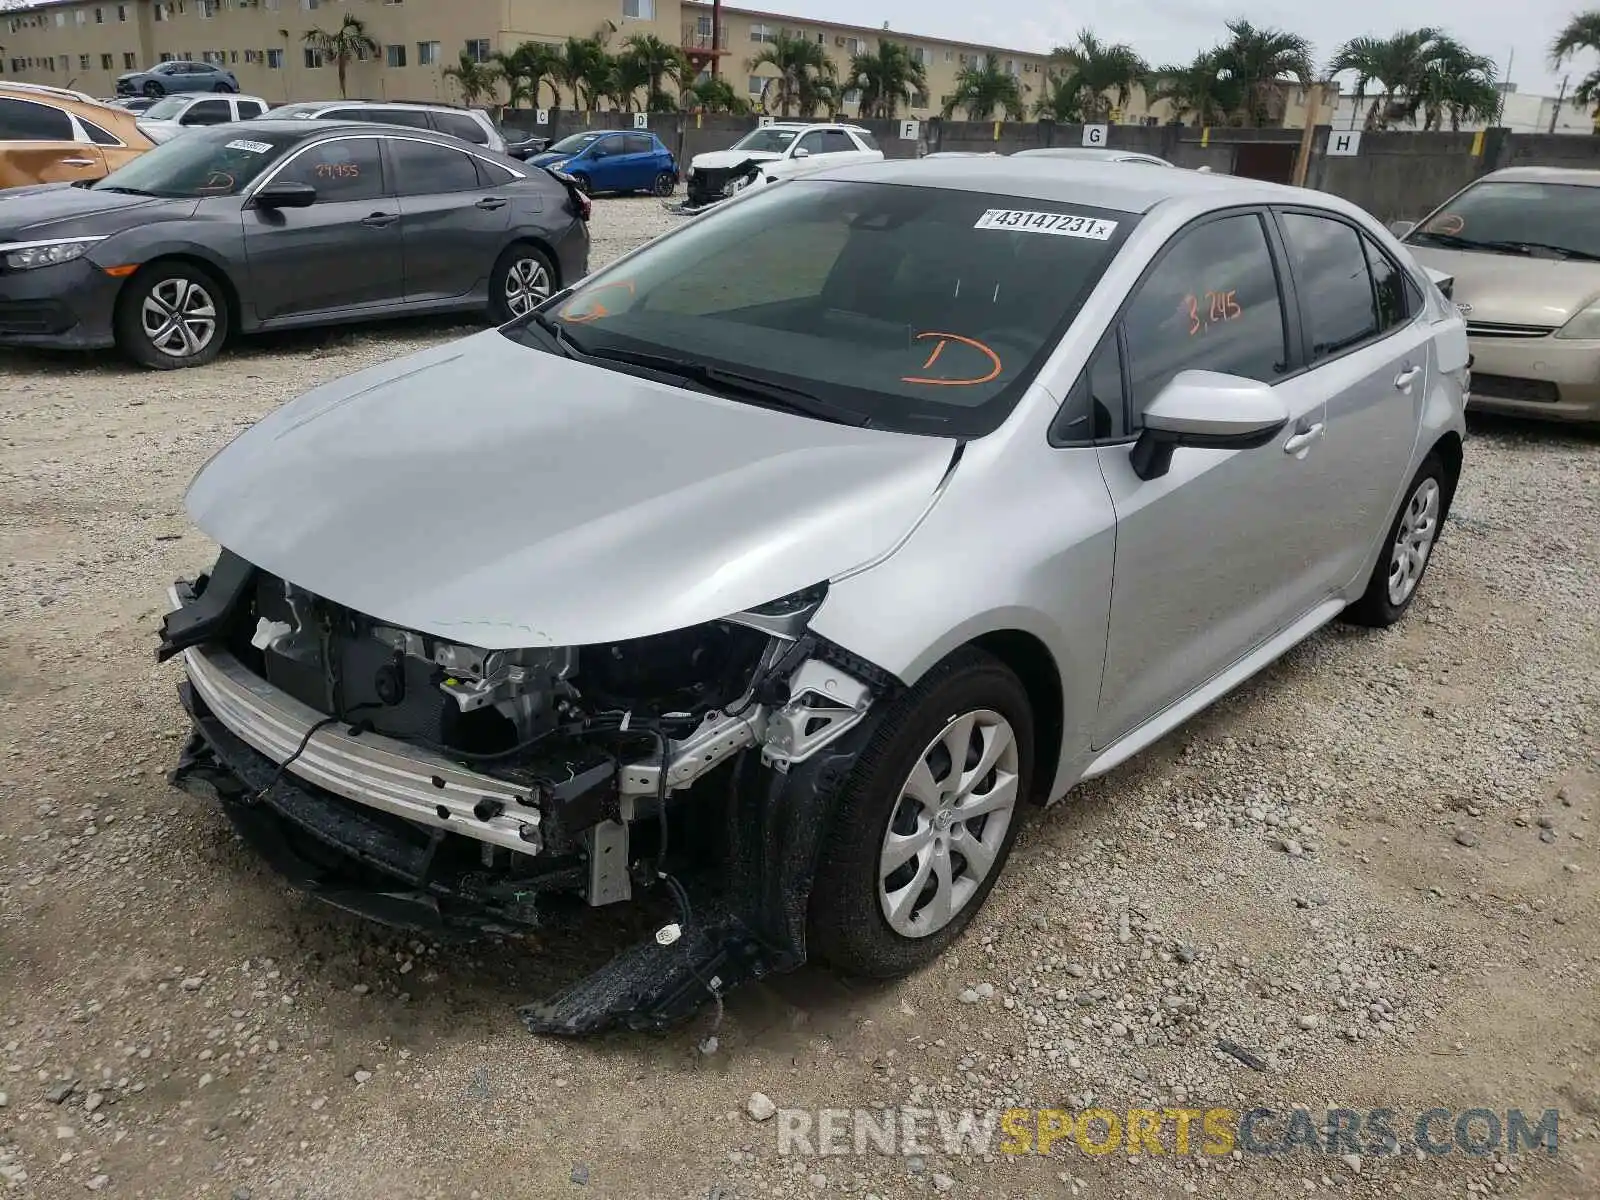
(160, 549), (893, 1034)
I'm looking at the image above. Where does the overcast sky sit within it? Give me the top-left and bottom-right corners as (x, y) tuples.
(790, 0), (1591, 95)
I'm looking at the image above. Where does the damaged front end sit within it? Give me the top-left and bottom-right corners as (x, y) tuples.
(160, 549), (895, 1034)
(668, 159), (766, 216)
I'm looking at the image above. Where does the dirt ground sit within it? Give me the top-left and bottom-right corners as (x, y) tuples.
(1, 198), (1597, 1200)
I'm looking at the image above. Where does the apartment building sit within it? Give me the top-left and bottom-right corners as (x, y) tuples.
(2, 0), (1051, 117)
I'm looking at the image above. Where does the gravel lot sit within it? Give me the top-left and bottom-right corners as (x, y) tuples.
(1, 196), (1597, 1200)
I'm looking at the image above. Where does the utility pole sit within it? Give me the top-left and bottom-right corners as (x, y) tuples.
(711, 0), (722, 79)
(1550, 75), (1568, 133)
(1291, 81), (1322, 188)
(1494, 47), (1513, 126)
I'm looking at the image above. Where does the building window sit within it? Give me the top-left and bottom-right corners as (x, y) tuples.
(1005, 59), (1017, 75)
(200, 0), (219, 17)
(80, 54), (91, 70)
(747, 75), (763, 96)
(842, 88), (860, 105)
(302, 0), (318, 10)
(55, 12), (66, 25)
(464, 39), (491, 63)
(75, 11), (86, 25)
(117, 3), (127, 19)
(266, 47), (284, 68)
(101, 53), (114, 69)
(386, 44), (406, 67)
(750, 22), (771, 42)
(153, 4), (163, 20)
(94, 7), (104, 23)
(621, 0), (655, 18)
(124, 51), (137, 68)
(841, 37), (863, 54)
(911, 90), (929, 108)
(304, 47), (324, 68)
(417, 40), (440, 65)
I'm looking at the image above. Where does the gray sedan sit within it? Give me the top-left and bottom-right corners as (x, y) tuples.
(158, 158), (1468, 1033)
(0, 120), (590, 368)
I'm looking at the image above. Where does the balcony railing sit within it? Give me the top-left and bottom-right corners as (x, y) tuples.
(682, 23), (729, 52)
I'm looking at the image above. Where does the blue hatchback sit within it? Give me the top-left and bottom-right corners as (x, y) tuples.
(529, 130), (678, 196)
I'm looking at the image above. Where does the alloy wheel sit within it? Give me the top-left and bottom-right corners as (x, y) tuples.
(1387, 477), (1441, 606)
(878, 709), (1020, 938)
(502, 258), (552, 318)
(141, 277), (218, 360)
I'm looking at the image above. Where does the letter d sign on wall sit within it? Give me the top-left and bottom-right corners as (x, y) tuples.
(1082, 124), (1108, 147)
(1327, 131), (1362, 156)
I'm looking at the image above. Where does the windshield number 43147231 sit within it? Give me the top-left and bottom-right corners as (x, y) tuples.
(973, 209), (1118, 240)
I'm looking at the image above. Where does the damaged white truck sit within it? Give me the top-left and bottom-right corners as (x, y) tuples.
(157, 159), (1466, 1036)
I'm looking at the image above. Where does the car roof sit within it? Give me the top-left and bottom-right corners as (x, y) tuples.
(284, 99), (479, 114)
(1013, 147), (1172, 164)
(763, 121), (866, 132)
(0, 82), (146, 126)
(155, 93), (269, 106)
(1478, 165), (1600, 187)
(231, 116), (505, 155)
(807, 155), (1321, 215)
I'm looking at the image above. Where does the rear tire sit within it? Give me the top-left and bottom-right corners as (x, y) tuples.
(113, 261), (229, 370)
(211, 82), (234, 93)
(487, 242), (556, 324)
(142, 81), (164, 98)
(1340, 454), (1447, 627)
(809, 648), (1033, 979)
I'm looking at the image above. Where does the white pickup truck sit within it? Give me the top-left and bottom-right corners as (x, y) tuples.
(682, 122), (883, 209)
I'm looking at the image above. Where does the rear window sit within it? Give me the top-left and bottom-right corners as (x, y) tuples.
(509, 179), (1136, 438)
(431, 111), (488, 144)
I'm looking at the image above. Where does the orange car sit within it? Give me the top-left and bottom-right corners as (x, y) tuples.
(0, 82), (153, 189)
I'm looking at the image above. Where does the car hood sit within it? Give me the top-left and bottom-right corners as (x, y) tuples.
(0, 184), (198, 240)
(526, 151), (577, 167)
(183, 330), (958, 649)
(135, 119), (184, 143)
(691, 149), (782, 170)
(1405, 244), (1600, 328)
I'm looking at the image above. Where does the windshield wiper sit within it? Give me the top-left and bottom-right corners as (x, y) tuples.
(528, 309), (588, 358)
(93, 185), (159, 197)
(1474, 239), (1600, 262)
(576, 345), (872, 428)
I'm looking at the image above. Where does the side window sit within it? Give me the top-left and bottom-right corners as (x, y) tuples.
(80, 117), (122, 146)
(795, 130), (828, 155)
(386, 138), (479, 194)
(474, 157), (517, 186)
(235, 99), (266, 118)
(1051, 331), (1125, 445)
(275, 137), (384, 202)
(587, 135), (619, 158)
(852, 129), (880, 151)
(1123, 213), (1289, 414)
(180, 99), (231, 126)
(0, 97), (75, 141)
(1362, 235), (1409, 334)
(622, 133), (652, 154)
(431, 111), (488, 144)
(817, 130), (856, 153)
(1278, 211), (1378, 359)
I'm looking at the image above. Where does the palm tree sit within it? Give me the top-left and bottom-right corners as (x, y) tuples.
(603, 52), (652, 112)
(941, 59), (1025, 121)
(848, 40), (927, 119)
(441, 50), (498, 106)
(1416, 37), (1499, 131)
(621, 33), (689, 112)
(1217, 18), (1314, 127)
(302, 13), (378, 100)
(1550, 11), (1600, 128)
(685, 76), (750, 114)
(557, 35), (612, 112)
(1327, 29), (1441, 129)
(1032, 73), (1087, 122)
(1149, 50), (1243, 126)
(747, 30), (835, 118)
(1048, 29), (1148, 122)
(493, 41), (564, 111)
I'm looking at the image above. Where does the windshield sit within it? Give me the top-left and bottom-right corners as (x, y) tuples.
(1408, 182), (1600, 259)
(547, 132), (603, 155)
(142, 95), (190, 120)
(729, 128), (798, 154)
(504, 179), (1135, 437)
(90, 126), (298, 197)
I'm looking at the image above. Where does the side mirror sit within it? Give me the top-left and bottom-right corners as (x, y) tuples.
(1388, 219), (1417, 239)
(793, 147), (811, 158)
(1129, 370), (1290, 481)
(253, 180), (317, 209)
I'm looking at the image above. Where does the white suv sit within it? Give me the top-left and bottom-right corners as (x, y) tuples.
(265, 100), (506, 155)
(684, 122), (883, 207)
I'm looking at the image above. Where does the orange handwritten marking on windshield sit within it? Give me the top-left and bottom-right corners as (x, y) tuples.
(560, 279), (636, 323)
(197, 171), (235, 194)
(901, 331), (1003, 387)
(1429, 213), (1465, 235)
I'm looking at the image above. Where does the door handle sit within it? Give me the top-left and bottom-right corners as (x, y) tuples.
(1393, 365), (1423, 391)
(475, 196), (508, 210)
(1283, 422), (1325, 455)
(60, 157), (97, 166)
(361, 212), (397, 228)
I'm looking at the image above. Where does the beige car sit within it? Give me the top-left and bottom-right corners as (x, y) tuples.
(1399, 166), (1600, 425)
(0, 82), (153, 189)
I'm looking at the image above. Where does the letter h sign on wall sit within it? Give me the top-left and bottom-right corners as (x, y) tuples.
(1327, 131), (1362, 157)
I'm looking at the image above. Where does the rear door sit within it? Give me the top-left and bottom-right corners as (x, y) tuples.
(240, 135), (404, 319)
(1272, 208), (1427, 587)
(384, 136), (512, 302)
(0, 96), (105, 186)
(618, 133), (656, 190)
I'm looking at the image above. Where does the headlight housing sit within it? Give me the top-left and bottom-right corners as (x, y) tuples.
(3, 237), (104, 272)
(1554, 298), (1600, 340)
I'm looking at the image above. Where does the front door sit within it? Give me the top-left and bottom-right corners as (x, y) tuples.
(1093, 209), (1345, 746)
(0, 96), (106, 187)
(384, 137), (512, 302)
(241, 136), (404, 320)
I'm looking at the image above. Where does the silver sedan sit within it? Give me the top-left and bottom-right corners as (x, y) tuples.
(159, 157), (1469, 1033)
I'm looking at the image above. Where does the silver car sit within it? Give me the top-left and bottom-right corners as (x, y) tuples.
(1013, 146), (1175, 167)
(158, 159), (1469, 1034)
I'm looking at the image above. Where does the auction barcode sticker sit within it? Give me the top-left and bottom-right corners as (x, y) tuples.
(974, 209), (1117, 240)
(225, 139), (274, 154)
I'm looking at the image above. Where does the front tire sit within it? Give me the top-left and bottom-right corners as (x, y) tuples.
(211, 82), (235, 93)
(487, 243), (555, 324)
(1340, 454), (1447, 627)
(570, 172), (592, 196)
(114, 261), (228, 370)
(809, 648), (1033, 979)
(652, 170), (677, 197)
